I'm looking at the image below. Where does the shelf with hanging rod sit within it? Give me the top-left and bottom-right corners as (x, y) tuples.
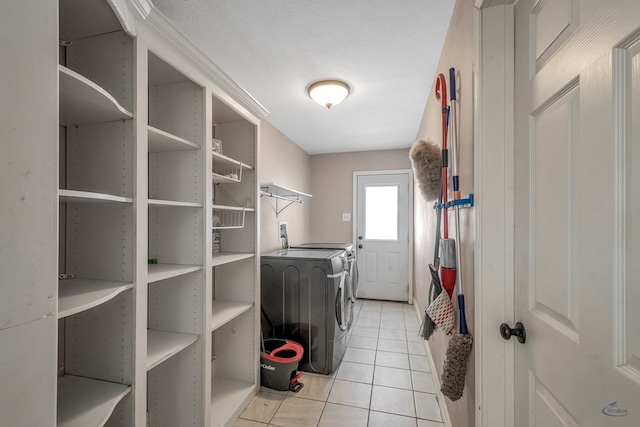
(259, 183), (312, 216)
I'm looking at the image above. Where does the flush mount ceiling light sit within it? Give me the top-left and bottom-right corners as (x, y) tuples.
(307, 79), (351, 109)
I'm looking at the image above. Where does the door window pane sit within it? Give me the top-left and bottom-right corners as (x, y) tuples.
(365, 185), (398, 240)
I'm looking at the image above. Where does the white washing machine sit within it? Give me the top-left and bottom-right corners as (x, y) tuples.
(289, 242), (358, 302)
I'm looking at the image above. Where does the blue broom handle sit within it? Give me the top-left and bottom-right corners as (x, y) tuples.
(458, 294), (468, 334)
(449, 68), (456, 101)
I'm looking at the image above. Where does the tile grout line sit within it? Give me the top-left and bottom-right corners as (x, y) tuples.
(243, 301), (447, 427)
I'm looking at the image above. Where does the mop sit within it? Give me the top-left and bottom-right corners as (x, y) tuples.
(441, 68), (473, 401)
(435, 73), (456, 301)
(424, 73), (456, 336)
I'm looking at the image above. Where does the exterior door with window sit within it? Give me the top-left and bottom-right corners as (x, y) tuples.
(354, 171), (411, 302)
(512, 0), (640, 425)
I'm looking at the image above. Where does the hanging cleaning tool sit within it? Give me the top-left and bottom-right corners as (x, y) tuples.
(410, 137), (443, 339)
(435, 73), (456, 299)
(410, 139), (442, 203)
(441, 67), (473, 401)
(419, 182), (443, 339)
(424, 74), (455, 336)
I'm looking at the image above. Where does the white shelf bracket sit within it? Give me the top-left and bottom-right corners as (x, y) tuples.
(259, 183), (312, 218)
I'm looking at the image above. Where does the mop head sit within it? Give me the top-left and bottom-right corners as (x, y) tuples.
(426, 291), (455, 334)
(441, 332), (474, 401)
(410, 139), (441, 202)
(420, 263), (442, 340)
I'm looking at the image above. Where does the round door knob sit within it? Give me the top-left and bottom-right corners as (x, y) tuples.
(499, 322), (526, 344)
(358, 244), (363, 249)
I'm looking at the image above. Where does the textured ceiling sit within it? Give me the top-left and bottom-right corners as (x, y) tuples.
(151, 0), (454, 154)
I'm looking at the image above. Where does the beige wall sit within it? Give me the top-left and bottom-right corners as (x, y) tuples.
(413, 0), (475, 425)
(309, 149), (411, 243)
(259, 3), (475, 422)
(259, 120), (311, 252)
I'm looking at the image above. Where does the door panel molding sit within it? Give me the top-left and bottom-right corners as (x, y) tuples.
(529, 86), (580, 336)
(615, 33), (640, 385)
(532, 0), (579, 72)
(529, 371), (579, 427)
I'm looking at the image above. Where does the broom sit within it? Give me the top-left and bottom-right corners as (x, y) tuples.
(441, 67), (473, 401)
(419, 183), (443, 339)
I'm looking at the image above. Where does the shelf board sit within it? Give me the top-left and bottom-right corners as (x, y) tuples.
(59, 65), (132, 126)
(211, 252), (254, 267)
(212, 301), (253, 331)
(147, 329), (199, 371)
(58, 279), (133, 318)
(211, 151), (253, 170)
(148, 126), (199, 152)
(210, 377), (256, 427)
(59, 189), (133, 204)
(212, 204), (255, 212)
(57, 375), (131, 427)
(211, 172), (241, 184)
(148, 263), (202, 283)
(260, 182), (312, 199)
(148, 199), (203, 208)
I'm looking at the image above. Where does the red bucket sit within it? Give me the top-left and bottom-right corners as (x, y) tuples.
(261, 339), (304, 391)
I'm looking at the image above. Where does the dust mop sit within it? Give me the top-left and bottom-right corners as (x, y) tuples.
(410, 139), (442, 202)
(410, 138), (442, 339)
(441, 68), (473, 401)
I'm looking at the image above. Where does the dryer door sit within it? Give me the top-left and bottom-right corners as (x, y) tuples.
(335, 272), (353, 332)
(343, 272), (354, 330)
(348, 258), (358, 301)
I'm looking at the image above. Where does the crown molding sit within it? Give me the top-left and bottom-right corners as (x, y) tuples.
(109, 0), (269, 119)
(475, 0), (515, 9)
(143, 4), (269, 119)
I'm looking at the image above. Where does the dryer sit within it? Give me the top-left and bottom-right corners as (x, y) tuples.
(261, 249), (351, 375)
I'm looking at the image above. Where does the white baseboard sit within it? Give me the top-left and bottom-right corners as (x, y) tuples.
(412, 297), (453, 427)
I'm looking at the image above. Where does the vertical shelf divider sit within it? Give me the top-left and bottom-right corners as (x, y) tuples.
(133, 35), (150, 427)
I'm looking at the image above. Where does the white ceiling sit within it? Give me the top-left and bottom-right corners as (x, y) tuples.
(151, 0), (454, 155)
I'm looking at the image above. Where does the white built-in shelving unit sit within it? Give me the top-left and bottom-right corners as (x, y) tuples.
(47, 0), (262, 426)
(209, 97), (259, 427)
(57, 0), (135, 425)
(145, 50), (207, 427)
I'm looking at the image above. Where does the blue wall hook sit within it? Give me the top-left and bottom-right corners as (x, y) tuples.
(434, 193), (474, 210)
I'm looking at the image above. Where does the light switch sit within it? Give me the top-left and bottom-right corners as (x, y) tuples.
(342, 213), (351, 222)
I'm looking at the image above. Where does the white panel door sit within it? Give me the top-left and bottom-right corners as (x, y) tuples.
(514, 0), (640, 425)
(355, 172), (411, 302)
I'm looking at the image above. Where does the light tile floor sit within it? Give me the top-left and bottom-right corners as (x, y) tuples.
(234, 300), (446, 427)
